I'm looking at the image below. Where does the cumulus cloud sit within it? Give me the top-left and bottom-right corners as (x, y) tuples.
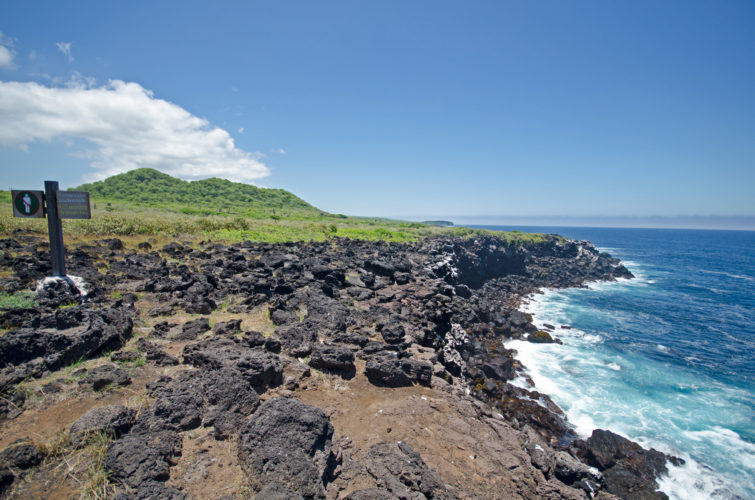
(0, 79), (271, 183)
(56, 41), (73, 62)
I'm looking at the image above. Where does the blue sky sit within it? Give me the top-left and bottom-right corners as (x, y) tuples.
(0, 1), (753, 225)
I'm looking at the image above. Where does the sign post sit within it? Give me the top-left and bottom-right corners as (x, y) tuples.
(44, 181), (66, 277)
(11, 181), (91, 278)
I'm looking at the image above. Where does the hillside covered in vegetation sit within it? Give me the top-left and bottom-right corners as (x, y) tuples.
(74, 168), (321, 218)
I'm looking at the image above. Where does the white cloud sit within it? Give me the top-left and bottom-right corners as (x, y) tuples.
(0, 31), (14, 68)
(28, 50), (37, 61)
(0, 79), (271, 183)
(56, 41), (73, 62)
(0, 46), (12, 68)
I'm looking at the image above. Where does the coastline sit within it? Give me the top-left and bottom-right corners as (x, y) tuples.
(512, 267), (753, 500)
(0, 231), (684, 498)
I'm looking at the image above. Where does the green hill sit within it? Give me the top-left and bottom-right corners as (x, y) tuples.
(74, 168), (322, 217)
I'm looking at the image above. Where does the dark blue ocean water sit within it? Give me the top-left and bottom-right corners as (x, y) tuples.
(471, 226), (755, 499)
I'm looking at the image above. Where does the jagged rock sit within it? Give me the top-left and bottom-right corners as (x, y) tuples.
(252, 483), (306, 500)
(0, 308), (40, 330)
(0, 306), (133, 386)
(116, 481), (187, 500)
(330, 331), (369, 347)
(151, 321), (177, 338)
(271, 308), (298, 326)
(99, 238), (124, 251)
(34, 277), (82, 308)
(147, 304), (175, 317)
(277, 323), (318, 357)
(309, 343), (355, 374)
(495, 384), (569, 439)
(553, 450), (598, 486)
(380, 321), (405, 344)
(0, 387), (25, 419)
(145, 348), (179, 366)
(481, 355), (515, 381)
(581, 429), (675, 500)
(441, 323), (469, 377)
(213, 319), (242, 336)
(134, 368), (259, 438)
(528, 330), (555, 343)
(175, 317), (210, 340)
(105, 431), (183, 488)
(344, 489), (395, 500)
(238, 398), (337, 499)
(183, 297), (217, 315)
(364, 441), (450, 499)
(161, 242), (186, 257)
(54, 306), (86, 329)
(70, 405), (136, 447)
(0, 438), (42, 469)
(0, 466), (14, 496)
(364, 259), (396, 278)
(182, 337), (283, 389)
(111, 350), (141, 363)
(80, 364), (132, 391)
(365, 355), (432, 387)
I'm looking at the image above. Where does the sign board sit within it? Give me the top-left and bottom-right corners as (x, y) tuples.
(57, 191), (91, 219)
(12, 190), (44, 218)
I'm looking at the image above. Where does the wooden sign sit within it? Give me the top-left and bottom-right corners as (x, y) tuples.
(58, 191), (91, 219)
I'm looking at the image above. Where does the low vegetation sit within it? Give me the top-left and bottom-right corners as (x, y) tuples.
(0, 291), (36, 310)
(0, 168), (554, 245)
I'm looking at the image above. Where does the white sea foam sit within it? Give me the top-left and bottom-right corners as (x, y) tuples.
(659, 459), (732, 500)
(699, 269), (755, 282)
(511, 283), (755, 499)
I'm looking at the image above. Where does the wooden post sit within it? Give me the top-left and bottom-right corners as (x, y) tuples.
(44, 180), (66, 277)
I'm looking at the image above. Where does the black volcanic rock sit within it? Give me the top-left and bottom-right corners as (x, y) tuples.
(105, 431), (183, 489)
(79, 364), (131, 391)
(238, 398), (337, 499)
(364, 441), (451, 499)
(0, 231), (653, 498)
(175, 317), (210, 340)
(0, 306), (133, 388)
(70, 405), (136, 447)
(0, 438), (42, 469)
(134, 367), (259, 439)
(365, 355), (432, 387)
(580, 429), (677, 500)
(309, 343), (355, 374)
(182, 336), (283, 389)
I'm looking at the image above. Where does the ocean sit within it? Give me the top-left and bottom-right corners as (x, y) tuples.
(471, 226), (755, 499)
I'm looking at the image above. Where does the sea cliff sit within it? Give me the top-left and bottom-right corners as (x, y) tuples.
(0, 232), (677, 499)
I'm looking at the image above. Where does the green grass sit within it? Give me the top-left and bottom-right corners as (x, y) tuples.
(0, 291), (36, 309)
(0, 168), (558, 246)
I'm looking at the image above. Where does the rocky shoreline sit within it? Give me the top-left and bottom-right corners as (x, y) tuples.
(0, 232), (679, 499)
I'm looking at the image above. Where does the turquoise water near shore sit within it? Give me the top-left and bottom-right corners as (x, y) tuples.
(471, 226), (755, 499)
